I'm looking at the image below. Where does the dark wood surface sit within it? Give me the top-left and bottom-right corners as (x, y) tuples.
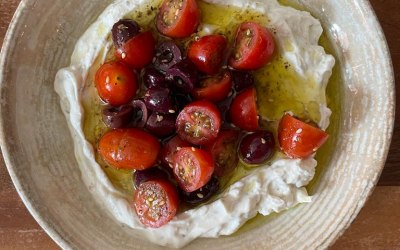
(0, 0), (399, 249)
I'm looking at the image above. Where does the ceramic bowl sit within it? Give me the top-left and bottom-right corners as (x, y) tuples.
(0, 0), (394, 249)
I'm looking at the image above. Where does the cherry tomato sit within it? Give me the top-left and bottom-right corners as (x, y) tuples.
(134, 179), (179, 228)
(204, 129), (239, 177)
(229, 22), (275, 70)
(161, 135), (192, 167)
(156, 0), (200, 38)
(172, 147), (214, 192)
(176, 100), (222, 145)
(278, 114), (329, 158)
(192, 71), (233, 103)
(187, 35), (228, 75)
(98, 128), (160, 170)
(95, 61), (138, 106)
(229, 87), (259, 131)
(116, 31), (156, 69)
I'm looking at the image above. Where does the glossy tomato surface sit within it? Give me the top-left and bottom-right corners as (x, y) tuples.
(192, 70), (233, 103)
(98, 128), (160, 170)
(172, 147), (214, 192)
(116, 31), (156, 69)
(229, 22), (275, 70)
(134, 179), (179, 228)
(176, 100), (222, 145)
(278, 114), (329, 158)
(187, 35), (227, 75)
(161, 135), (192, 167)
(156, 0), (200, 38)
(95, 61), (138, 106)
(229, 87), (259, 131)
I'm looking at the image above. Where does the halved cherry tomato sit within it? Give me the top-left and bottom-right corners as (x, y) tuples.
(192, 70), (233, 103)
(95, 61), (138, 106)
(115, 31), (156, 69)
(161, 135), (192, 167)
(229, 22), (275, 70)
(134, 179), (179, 228)
(172, 147), (214, 192)
(278, 114), (329, 158)
(187, 35), (227, 75)
(156, 0), (200, 38)
(98, 128), (160, 170)
(229, 87), (259, 131)
(176, 100), (222, 145)
(204, 129), (239, 177)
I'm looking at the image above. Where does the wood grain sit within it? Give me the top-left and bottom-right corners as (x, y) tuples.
(0, 0), (399, 249)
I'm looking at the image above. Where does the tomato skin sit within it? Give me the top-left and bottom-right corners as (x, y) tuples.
(229, 87), (259, 131)
(134, 179), (179, 228)
(172, 147), (214, 192)
(161, 135), (192, 167)
(95, 61), (138, 106)
(229, 22), (275, 70)
(176, 100), (222, 145)
(98, 128), (160, 170)
(204, 129), (240, 177)
(278, 114), (329, 158)
(115, 31), (156, 69)
(187, 35), (228, 75)
(192, 70), (233, 103)
(156, 0), (200, 38)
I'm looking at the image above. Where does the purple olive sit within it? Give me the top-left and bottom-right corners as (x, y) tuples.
(133, 167), (169, 189)
(154, 41), (183, 71)
(142, 67), (167, 89)
(131, 99), (149, 128)
(143, 87), (176, 114)
(102, 105), (134, 129)
(231, 70), (255, 92)
(180, 176), (219, 204)
(112, 19), (140, 48)
(172, 93), (193, 112)
(239, 131), (275, 165)
(146, 113), (176, 137)
(166, 59), (199, 93)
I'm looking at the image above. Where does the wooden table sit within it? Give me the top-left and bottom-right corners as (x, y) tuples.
(0, 0), (399, 249)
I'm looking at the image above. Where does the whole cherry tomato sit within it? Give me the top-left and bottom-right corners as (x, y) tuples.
(176, 100), (222, 145)
(187, 35), (228, 75)
(156, 0), (200, 38)
(98, 128), (160, 170)
(95, 61), (138, 106)
(229, 22), (275, 70)
(229, 87), (259, 131)
(172, 147), (214, 192)
(134, 179), (179, 228)
(192, 70), (233, 103)
(278, 114), (329, 158)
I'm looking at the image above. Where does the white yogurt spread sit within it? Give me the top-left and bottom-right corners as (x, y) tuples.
(54, 0), (335, 248)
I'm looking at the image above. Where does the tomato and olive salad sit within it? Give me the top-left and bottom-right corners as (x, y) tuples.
(92, 0), (329, 228)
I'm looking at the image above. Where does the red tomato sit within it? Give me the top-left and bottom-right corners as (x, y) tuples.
(161, 135), (192, 168)
(172, 147), (214, 192)
(176, 100), (222, 145)
(204, 129), (239, 177)
(229, 87), (259, 131)
(98, 128), (160, 170)
(115, 31), (156, 69)
(187, 35), (228, 75)
(134, 179), (179, 228)
(192, 70), (233, 103)
(278, 114), (329, 158)
(229, 22), (275, 70)
(156, 0), (200, 38)
(95, 61), (138, 106)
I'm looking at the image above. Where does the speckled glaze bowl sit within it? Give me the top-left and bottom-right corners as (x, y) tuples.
(0, 0), (394, 249)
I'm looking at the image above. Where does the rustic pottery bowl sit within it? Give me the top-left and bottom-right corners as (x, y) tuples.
(0, 0), (394, 249)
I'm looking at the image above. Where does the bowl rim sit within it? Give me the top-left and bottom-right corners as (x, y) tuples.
(0, 0), (395, 249)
